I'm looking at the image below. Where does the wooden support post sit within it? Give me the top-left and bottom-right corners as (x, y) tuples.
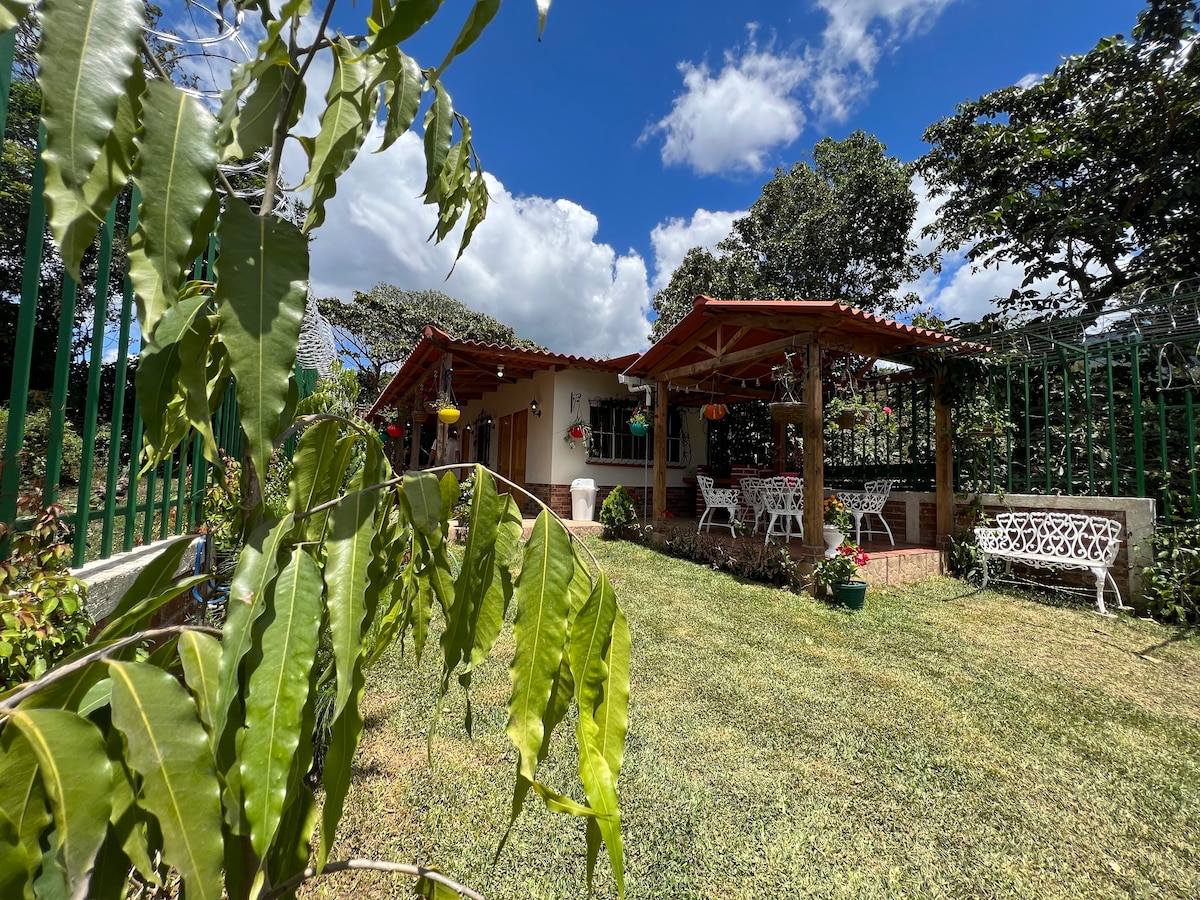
(801, 341), (824, 558)
(436, 352), (453, 463)
(934, 375), (954, 548)
(653, 380), (668, 521)
(409, 415), (422, 470)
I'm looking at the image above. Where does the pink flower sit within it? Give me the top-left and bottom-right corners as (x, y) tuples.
(883, 406), (893, 415)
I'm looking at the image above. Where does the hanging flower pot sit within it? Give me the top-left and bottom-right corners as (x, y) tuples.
(386, 424), (404, 438)
(629, 422), (648, 437)
(569, 425), (585, 440)
(769, 401), (807, 424)
(702, 403), (727, 421)
(438, 407), (461, 424)
(411, 409), (429, 424)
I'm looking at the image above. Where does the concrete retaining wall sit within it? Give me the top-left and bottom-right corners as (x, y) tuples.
(71, 534), (203, 624)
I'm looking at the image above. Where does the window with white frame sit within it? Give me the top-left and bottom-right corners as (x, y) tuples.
(587, 398), (688, 465)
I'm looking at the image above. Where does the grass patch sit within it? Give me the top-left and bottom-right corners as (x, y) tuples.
(303, 539), (1200, 899)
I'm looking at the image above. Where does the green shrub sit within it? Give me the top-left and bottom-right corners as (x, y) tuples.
(0, 504), (93, 689)
(452, 473), (475, 540)
(0, 405), (85, 486)
(945, 531), (990, 586)
(658, 526), (802, 591)
(1142, 521), (1200, 624)
(599, 485), (641, 540)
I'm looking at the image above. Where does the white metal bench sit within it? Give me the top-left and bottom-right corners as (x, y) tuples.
(974, 511), (1129, 615)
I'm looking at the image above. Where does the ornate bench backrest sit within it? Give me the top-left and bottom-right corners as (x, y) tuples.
(990, 512), (1122, 565)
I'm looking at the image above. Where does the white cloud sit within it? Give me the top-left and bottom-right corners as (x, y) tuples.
(648, 2), (957, 175)
(306, 131), (653, 358)
(648, 209), (744, 291)
(1016, 72), (1043, 89)
(642, 33), (809, 176)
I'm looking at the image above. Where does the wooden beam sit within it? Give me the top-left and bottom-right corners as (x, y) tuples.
(409, 419), (422, 470)
(653, 380), (668, 522)
(801, 341), (825, 559)
(657, 335), (801, 381)
(695, 340), (719, 358)
(718, 325), (751, 356)
(934, 375), (954, 554)
(652, 320), (723, 373)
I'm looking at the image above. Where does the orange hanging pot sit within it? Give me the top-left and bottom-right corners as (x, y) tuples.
(702, 403), (727, 421)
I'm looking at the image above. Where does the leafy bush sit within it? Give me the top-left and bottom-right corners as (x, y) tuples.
(1142, 521), (1200, 624)
(0, 405), (85, 486)
(599, 485), (641, 540)
(658, 527), (803, 591)
(0, 503), (92, 689)
(811, 543), (869, 590)
(945, 531), (990, 586)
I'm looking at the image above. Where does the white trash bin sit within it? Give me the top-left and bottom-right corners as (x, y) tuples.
(570, 478), (597, 521)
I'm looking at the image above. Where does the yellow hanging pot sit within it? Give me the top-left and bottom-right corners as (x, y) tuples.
(438, 407), (461, 424)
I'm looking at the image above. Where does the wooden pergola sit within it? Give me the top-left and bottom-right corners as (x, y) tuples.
(621, 296), (984, 558)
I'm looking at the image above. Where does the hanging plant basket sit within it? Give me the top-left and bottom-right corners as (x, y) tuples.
(569, 425), (586, 440)
(411, 409), (430, 424)
(438, 407), (461, 424)
(702, 403), (727, 421)
(769, 401), (807, 424)
(386, 424), (404, 438)
(629, 421), (648, 436)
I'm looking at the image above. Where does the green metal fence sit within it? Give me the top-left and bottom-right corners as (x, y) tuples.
(0, 37), (314, 565)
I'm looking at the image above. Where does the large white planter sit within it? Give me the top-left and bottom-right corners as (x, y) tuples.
(822, 526), (845, 558)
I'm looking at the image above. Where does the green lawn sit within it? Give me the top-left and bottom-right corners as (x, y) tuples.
(305, 538), (1200, 900)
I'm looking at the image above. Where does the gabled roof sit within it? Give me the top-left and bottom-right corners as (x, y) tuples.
(367, 325), (637, 417)
(623, 296), (983, 397)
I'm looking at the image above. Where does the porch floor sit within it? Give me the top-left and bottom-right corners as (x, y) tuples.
(652, 516), (942, 587)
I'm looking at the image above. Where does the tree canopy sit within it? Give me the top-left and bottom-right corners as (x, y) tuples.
(650, 131), (931, 342)
(919, 0), (1200, 319)
(319, 285), (543, 398)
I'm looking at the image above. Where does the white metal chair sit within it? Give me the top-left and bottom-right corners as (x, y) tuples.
(838, 479), (895, 545)
(738, 477), (768, 532)
(763, 475), (803, 543)
(697, 474), (742, 536)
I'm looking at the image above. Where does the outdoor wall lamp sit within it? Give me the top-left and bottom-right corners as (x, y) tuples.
(529, 399), (542, 417)
(496, 363), (505, 378)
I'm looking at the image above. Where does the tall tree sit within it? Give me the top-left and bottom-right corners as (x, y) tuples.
(650, 131), (931, 341)
(919, 0), (1200, 319)
(320, 285), (542, 397)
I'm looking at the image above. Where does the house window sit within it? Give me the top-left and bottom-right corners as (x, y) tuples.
(473, 411), (492, 465)
(587, 398), (687, 465)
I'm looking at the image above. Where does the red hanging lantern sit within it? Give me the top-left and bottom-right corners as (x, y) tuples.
(387, 424), (403, 438)
(702, 403), (727, 421)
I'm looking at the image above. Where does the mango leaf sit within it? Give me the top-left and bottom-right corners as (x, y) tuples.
(225, 59), (305, 160)
(378, 48), (423, 153)
(178, 631), (222, 744)
(300, 37), (382, 233)
(94, 573), (210, 644)
(422, 81), (453, 198)
(368, 0), (443, 50)
(214, 197), (309, 487)
(215, 515), (295, 758)
(288, 419), (357, 542)
(103, 729), (157, 885)
(6, 709), (112, 900)
(325, 489), (375, 718)
(403, 470), (445, 537)
(0, 729), (50, 898)
(596, 606), (630, 779)
(0, 809), (32, 900)
(107, 661), (223, 900)
(215, 35), (285, 158)
(238, 547), (322, 860)
(439, 466), (499, 688)
(506, 511), (574, 782)
(433, 0), (501, 78)
(129, 79), (219, 339)
(37, 0), (142, 279)
(468, 494), (522, 672)
(570, 572), (625, 897)
(316, 656), (365, 871)
(43, 65), (143, 280)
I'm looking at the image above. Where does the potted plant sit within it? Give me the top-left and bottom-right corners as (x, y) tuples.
(812, 542), (870, 609)
(432, 392), (460, 424)
(701, 402), (727, 421)
(769, 351), (807, 424)
(628, 406), (649, 436)
(822, 495), (852, 557)
(563, 417), (593, 451)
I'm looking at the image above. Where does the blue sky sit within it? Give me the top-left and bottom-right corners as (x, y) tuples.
(248, 1), (1149, 356)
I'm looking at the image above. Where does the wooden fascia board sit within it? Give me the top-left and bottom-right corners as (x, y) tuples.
(657, 334), (801, 381)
